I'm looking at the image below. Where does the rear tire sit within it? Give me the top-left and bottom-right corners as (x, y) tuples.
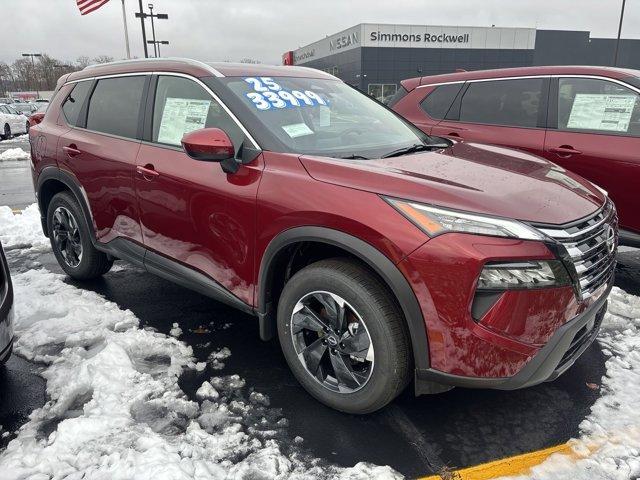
(1, 124), (10, 140)
(47, 191), (113, 280)
(277, 258), (411, 414)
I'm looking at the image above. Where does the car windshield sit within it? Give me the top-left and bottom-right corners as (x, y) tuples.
(223, 76), (433, 158)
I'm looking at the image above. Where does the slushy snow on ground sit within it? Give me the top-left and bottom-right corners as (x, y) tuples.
(0, 147), (29, 161)
(0, 206), (401, 480)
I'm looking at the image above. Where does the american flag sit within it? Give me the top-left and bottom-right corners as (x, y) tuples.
(76, 0), (110, 15)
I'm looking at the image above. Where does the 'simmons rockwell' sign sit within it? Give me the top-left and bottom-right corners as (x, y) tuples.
(370, 31), (470, 44)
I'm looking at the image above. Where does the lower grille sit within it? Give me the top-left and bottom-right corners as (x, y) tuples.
(535, 200), (618, 300)
(558, 302), (606, 368)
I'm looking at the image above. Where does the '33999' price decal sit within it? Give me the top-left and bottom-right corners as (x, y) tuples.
(244, 77), (328, 110)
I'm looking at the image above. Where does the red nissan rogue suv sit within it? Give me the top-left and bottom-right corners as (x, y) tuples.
(29, 59), (617, 413)
(389, 66), (639, 247)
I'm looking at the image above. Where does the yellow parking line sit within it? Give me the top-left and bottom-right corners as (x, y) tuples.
(419, 443), (573, 480)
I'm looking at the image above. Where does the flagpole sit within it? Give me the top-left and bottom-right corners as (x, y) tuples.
(121, 0), (131, 59)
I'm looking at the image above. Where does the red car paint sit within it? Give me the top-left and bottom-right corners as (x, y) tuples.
(390, 65), (640, 244)
(30, 59), (615, 391)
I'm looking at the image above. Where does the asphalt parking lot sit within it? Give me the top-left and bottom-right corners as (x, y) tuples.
(1, 136), (639, 478)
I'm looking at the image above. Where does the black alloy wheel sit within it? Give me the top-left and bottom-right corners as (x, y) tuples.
(52, 206), (83, 268)
(291, 290), (374, 393)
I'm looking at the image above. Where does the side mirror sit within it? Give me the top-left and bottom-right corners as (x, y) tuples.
(181, 128), (235, 162)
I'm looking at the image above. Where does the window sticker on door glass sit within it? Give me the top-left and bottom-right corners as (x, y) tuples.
(157, 97), (211, 145)
(567, 94), (636, 132)
(244, 77), (329, 111)
(282, 123), (314, 138)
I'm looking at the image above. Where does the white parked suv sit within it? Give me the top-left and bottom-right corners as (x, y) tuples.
(0, 104), (29, 139)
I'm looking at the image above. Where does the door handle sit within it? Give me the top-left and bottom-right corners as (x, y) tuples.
(136, 164), (159, 180)
(63, 145), (81, 157)
(447, 132), (461, 138)
(548, 145), (582, 156)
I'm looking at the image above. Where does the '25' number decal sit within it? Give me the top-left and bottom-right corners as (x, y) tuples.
(244, 77), (281, 92)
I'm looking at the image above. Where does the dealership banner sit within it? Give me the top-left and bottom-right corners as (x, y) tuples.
(292, 23), (537, 64)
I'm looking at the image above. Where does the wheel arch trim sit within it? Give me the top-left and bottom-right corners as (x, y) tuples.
(257, 226), (430, 371)
(36, 166), (97, 243)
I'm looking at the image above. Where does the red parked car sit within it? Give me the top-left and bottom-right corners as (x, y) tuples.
(29, 59), (616, 413)
(27, 102), (49, 130)
(389, 66), (639, 247)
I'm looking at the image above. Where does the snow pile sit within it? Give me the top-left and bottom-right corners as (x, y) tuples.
(0, 147), (29, 161)
(506, 287), (640, 480)
(0, 268), (400, 479)
(209, 347), (232, 370)
(0, 204), (49, 251)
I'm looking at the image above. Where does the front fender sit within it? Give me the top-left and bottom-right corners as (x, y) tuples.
(257, 226), (431, 372)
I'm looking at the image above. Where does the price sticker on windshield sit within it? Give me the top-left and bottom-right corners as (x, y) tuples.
(244, 77), (328, 110)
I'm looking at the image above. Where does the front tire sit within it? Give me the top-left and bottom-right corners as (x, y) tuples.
(277, 258), (411, 414)
(1, 124), (10, 140)
(47, 191), (113, 280)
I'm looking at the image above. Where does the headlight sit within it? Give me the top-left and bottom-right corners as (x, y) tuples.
(477, 261), (571, 290)
(384, 197), (544, 240)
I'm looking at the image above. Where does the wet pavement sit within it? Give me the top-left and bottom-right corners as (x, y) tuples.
(1, 135), (639, 477)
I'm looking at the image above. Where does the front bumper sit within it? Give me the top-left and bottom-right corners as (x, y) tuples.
(415, 284), (609, 392)
(397, 231), (613, 393)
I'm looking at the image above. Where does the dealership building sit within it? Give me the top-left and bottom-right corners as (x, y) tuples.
(283, 23), (640, 99)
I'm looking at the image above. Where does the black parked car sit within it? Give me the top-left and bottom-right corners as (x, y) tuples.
(0, 242), (13, 364)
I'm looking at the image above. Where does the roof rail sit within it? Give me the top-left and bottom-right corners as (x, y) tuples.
(83, 57), (224, 77)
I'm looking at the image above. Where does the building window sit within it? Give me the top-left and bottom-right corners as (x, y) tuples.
(332, 66), (339, 76)
(368, 84), (397, 103)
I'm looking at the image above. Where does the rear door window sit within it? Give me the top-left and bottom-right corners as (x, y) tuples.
(459, 78), (545, 128)
(557, 77), (640, 137)
(86, 76), (146, 138)
(62, 81), (93, 126)
(420, 83), (464, 119)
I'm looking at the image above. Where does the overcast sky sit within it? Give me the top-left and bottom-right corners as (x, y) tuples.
(2, 0), (638, 65)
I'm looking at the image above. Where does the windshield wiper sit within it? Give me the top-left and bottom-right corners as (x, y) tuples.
(338, 154), (370, 160)
(381, 143), (448, 158)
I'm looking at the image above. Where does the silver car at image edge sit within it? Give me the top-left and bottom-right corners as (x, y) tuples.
(0, 242), (13, 364)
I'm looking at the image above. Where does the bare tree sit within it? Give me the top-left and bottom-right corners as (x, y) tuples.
(239, 58), (262, 64)
(92, 55), (114, 64)
(3, 56), (80, 93)
(11, 58), (34, 91)
(0, 62), (13, 96)
(76, 56), (91, 69)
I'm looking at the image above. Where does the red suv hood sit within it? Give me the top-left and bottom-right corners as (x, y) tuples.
(300, 142), (605, 225)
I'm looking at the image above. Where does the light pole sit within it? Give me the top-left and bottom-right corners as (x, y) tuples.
(135, 3), (168, 58)
(21, 53), (42, 98)
(613, 0), (627, 66)
(148, 4), (157, 57)
(135, 0), (149, 58)
(147, 40), (169, 57)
